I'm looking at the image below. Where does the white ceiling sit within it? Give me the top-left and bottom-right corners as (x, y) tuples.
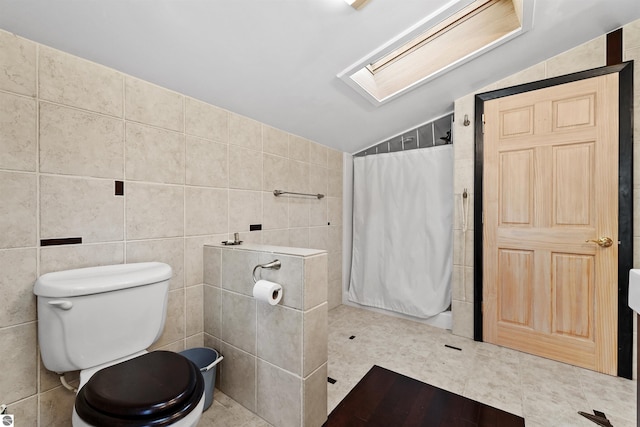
(0, 0), (638, 153)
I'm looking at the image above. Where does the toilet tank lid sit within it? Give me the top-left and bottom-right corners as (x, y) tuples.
(34, 262), (172, 298)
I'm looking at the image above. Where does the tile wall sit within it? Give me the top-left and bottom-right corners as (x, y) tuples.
(452, 20), (640, 377)
(204, 243), (328, 427)
(0, 28), (343, 426)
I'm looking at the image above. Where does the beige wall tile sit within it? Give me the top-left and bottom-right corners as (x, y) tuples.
(263, 191), (289, 230)
(126, 183), (184, 240)
(0, 172), (36, 249)
(39, 386), (75, 427)
(222, 290), (257, 355)
(39, 46), (123, 117)
(303, 303), (327, 376)
(464, 266), (474, 302)
(185, 333), (204, 349)
(303, 363), (328, 427)
(328, 278), (342, 310)
(452, 300), (474, 339)
(204, 245), (222, 287)
(304, 254), (327, 310)
(624, 19), (640, 51)
(452, 265), (464, 301)
(236, 230), (263, 245)
(221, 248), (261, 296)
(125, 122), (184, 184)
(186, 284), (204, 336)
(328, 251), (342, 283)
(229, 145), (262, 190)
(39, 357), (77, 393)
(229, 190), (262, 233)
(40, 175), (124, 243)
(219, 342), (256, 412)
(262, 229), (290, 247)
(0, 92), (36, 171)
(454, 157), (474, 195)
(257, 304), (302, 374)
(289, 159), (309, 194)
(309, 142), (328, 167)
(328, 149), (343, 171)
(229, 113), (261, 150)
(309, 198), (327, 227)
(327, 165), (342, 198)
(546, 36), (605, 78)
(289, 228), (309, 248)
(327, 197), (342, 226)
(256, 359), (301, 427)
(453, 229), (474, 268)
(263, 125), (288, 157)
(40, 103), (124, 178)
(635, 187), (640, 237)
(289, 198), (310, 228)
(185, 97), (228, 142)
(39, 242), (124, 275)
(309, 226), (328, 251)
(289, 135), (309, 162)
(204, 284), (222, 337)
(309, 164), (328, 196)
(125, 76), (183, 131)
(185, 235), (223, 287)
(0, 30), (36, 96)
(0, 248), (36, 328)
(0, 322), (37, 402)
(155, 340), (185, 353)
(185, 187), (228, 236)
(186, 136), (228, 188)
(327, 225), (342, 255)
(263, 153), (289, 192)
(153, 289), (185, 348)
(126, 238), (185, 290)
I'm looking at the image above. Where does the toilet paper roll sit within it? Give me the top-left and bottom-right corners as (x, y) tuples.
(253, 280), (283, 305)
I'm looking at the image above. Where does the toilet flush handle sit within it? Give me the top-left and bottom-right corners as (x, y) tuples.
(48, 300), (73, 310)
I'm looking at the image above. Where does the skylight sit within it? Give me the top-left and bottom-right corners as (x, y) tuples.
(338, 0), (533, 105)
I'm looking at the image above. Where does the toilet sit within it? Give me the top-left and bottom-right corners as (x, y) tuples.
(34, 262), (205, 427)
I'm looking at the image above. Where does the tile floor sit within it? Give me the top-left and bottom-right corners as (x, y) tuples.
(199, 304), (637, 426)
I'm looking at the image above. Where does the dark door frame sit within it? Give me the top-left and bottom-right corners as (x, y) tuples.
(473, 62), (634, 379)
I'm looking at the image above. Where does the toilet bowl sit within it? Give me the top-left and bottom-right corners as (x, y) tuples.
(34, 262), (204, 427)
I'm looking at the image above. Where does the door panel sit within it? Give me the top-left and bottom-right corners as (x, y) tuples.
(483, 74), (619, 375)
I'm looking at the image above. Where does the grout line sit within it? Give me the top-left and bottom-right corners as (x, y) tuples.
(34, 40), (41, 427)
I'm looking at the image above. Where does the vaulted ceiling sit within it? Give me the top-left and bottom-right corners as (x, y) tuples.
(0, 0), (638, 153)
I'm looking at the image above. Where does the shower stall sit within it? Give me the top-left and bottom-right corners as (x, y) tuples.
(346, 114), (454, 329)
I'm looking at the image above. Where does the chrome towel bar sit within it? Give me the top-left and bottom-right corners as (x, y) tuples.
(273, 189), (324, 199)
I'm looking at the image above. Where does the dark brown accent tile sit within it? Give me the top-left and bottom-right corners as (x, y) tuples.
(40, 237), (82, 247)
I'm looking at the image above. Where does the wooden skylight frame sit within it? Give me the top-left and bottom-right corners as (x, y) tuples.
(338, 0), (533, 105)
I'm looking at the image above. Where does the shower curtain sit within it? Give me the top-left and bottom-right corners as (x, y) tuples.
(348, 145), (453, 318)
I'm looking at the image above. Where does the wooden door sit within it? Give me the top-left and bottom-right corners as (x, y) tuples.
(483, 74), (619, 375)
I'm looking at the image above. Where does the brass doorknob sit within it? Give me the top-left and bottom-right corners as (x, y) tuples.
(585, 237), (614, 247)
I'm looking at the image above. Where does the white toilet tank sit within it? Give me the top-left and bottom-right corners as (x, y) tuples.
(34, 262), (172, 373)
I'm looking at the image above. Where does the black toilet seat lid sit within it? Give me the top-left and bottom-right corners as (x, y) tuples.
(75, 351), (204, 426)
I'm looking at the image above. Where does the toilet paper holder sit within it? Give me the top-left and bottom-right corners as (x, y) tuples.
(252, 260), (281, 283)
